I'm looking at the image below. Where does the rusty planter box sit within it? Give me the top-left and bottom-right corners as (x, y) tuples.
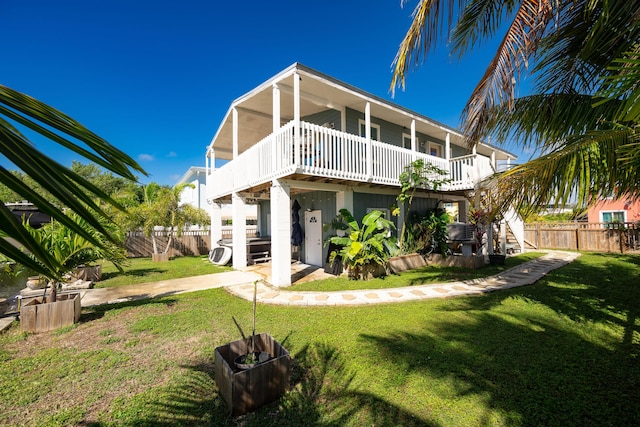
(214, 333), (290, 416)
(20, 292), (81, 333)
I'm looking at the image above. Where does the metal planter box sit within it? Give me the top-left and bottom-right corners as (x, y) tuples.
(214, 333), (290, 416)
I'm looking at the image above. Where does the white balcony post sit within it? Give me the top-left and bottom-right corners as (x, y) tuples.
(411, 119), (417, 160)
(232, 107), (239, 159)
(491, 150), (496, 170)
(445, 133), (451, 161)
(270, 179), (292, 286)
(232, 193), (248, 269)
(500, 220), (507, 255)
(210, 201), (222, 247)
(365, 102), (372, 178)
(272, 83), (280, 168)
(293, 71), (301, 165)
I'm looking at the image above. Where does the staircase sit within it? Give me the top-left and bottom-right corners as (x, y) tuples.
(503, 207), (525, 254)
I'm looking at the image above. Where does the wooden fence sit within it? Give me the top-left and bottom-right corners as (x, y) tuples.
(524, 222), (640, 253)
(125, 227), (258, 258)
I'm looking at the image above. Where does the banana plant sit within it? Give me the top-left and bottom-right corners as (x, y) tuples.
(326, 209), (399, 280)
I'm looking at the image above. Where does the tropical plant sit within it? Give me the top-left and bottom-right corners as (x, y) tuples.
(0, 85), (145, 276)
(326, 209), (399, 280)
(392, 0), (640, 213)
(404, 208), (451, 256)
(123, 183), (210, 258)
(25, 212), (127, 302)
(393, 159), (450, 252)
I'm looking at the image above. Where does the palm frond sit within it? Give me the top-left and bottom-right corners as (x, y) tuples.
(461, 0), (554, 144)
(485, 93), (620, 149)
(0, 85), (146, 275)
(486, 127), (638, 212)
(391, 0), (462, 94)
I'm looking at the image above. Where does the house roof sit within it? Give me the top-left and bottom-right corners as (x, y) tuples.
(209, 62), (516, 161)
(174, 166), (206, 186)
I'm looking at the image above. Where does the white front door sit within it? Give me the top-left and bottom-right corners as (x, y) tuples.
(304, 210), (322, 266)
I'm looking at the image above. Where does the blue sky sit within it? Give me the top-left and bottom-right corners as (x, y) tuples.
(1, 0), (525, 186)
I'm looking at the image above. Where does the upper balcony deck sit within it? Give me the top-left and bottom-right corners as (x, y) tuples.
(206, 121), (495, 200)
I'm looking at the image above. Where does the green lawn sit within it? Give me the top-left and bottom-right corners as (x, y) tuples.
(0, 252), (638, 426)
(97, 255), (231, 288)
(291, 252), (545, 291)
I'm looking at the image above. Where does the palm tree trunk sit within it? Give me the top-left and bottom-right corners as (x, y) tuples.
(151, 234), (158, 255)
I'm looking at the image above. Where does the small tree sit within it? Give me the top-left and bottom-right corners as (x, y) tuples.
(25, 212), (127, 302)
(125, 183), (209, 259)
(394, 159), (450, 253)
(404, 208), (451, 256)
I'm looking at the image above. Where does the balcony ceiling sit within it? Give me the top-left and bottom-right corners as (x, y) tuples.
(210, 63), (514, 161)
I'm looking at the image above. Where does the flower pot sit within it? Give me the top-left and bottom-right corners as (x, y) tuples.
(152, 253), (170, 262)
(214, 333), (290, 416)
(72, 265), (102, 282)
(26, 276), (47, 290)
(20, 292), (81, 333)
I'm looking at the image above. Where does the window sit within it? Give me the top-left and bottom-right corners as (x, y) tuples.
(358, 119), (380, 141)
(426, 141), (442, 157)
(601, 211), (625, 223)
(402, 133), (417, 150)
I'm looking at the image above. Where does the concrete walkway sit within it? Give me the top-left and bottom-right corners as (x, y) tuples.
(226, 251), (580, 306)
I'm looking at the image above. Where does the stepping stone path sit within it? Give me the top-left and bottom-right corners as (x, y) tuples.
(224, 251), (580, 306)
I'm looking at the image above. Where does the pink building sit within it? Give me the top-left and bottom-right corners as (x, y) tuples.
(587, 197), (640, 224)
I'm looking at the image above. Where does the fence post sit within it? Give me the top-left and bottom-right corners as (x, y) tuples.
(575, 222), (580, 251)
(619, 225), (624, 254)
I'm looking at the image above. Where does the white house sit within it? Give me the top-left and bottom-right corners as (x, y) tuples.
(176, 166), (208, 210)
(205, 63), (518, 286)
(176, 166), (257, 232)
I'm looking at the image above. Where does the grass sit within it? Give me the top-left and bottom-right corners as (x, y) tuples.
(0, 252), (638, 426)
(97, 255), (231, 288)
(291, 252), (544, 291)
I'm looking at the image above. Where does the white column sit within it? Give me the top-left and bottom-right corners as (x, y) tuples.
(365, 102), (372, 178)
(340, 108), (346, 132)
(272, 83), (280, 133)
(210, 201), (222, 247)
(410, 119), (417, 160)
(232, 107), (239, 159)
(491, 150), (496, 169)
(293, 72), (301, 165)
(500, 220), (507, 255)
(272, 83), (280, 169)
(445, 133), (451, 161)
(487, 222), (494, 255)
(336, 189), (354, 214)
(270, 179), (292, 287)
(232, 192), (247, 269)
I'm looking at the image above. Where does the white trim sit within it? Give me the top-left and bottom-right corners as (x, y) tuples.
(600, 210), (626, 223)
(359, 119), (380, 141)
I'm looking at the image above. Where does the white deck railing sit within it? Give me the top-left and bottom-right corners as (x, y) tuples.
(207, 121), (496, 199)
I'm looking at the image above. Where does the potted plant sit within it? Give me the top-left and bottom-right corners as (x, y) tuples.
(326, 209), (398, 280)
(214, 280), (290, 415)
(20, 213), (127, 333)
